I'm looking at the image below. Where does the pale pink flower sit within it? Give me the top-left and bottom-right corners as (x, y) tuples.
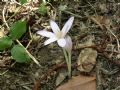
(37, 17), (74, 48)
(64, 36), (72, 51)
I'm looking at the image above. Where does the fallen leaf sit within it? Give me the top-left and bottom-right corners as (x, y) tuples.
(77, 48), (97, 72)
(56, 70), (67, 86)
(77, 35), (97, 72)
(90, 16), (111, 29)
(57, 75), (96, 90)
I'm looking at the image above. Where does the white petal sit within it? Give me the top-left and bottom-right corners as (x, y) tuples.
(44, 37), (57, 45)
(37, 30), (55, 38)
(57, 38), (66, 47)
(50, 20), (60, 34)
(64, 36), (72, 51)
(61, 17), (74, 37)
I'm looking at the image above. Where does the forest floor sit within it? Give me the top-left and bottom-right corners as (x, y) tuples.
(0, 0), (120, 90)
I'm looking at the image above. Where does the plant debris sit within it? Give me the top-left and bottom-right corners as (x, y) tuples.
(0, 0), (120, 90)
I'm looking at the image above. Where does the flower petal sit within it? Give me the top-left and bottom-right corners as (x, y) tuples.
(64, 36), (72, 51)
(37, 30), (55, 38)
(44, 37), (57, 45)
(57, 38), (66, 47)
(61, 17), (74, 37)
(50, 20), (60, 34)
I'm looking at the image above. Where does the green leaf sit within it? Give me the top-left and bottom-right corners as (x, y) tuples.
(0, 36), (13, 50)
(11, 45), (31, 63)
(10, 20), (27, 40)
(38, 3), (47, 15)
(19, 0), (27, 4)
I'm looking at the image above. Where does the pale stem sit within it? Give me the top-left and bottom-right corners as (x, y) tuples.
(62, 48), (71, 77)
(63, 48), (69, 66)
(68, 51), (71, 77)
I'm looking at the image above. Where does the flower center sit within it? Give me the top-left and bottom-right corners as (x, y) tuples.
(56, 31), (62, 39)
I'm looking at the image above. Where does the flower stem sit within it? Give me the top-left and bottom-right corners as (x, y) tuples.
(63, 48), (69, 67)
(63, 48), (71, 78)
(68, 51), (71, 77)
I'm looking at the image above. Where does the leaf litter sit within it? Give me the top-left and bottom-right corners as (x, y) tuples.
(0, 0), (120, 90)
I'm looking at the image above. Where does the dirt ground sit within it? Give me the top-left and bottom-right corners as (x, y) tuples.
(0, 0), (120, 90)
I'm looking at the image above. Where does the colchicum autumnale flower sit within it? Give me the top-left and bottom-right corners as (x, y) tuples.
(37, 17), (74, 77)
(37, 17), (74, 49)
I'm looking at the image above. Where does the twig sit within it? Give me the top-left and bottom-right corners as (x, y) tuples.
(87, 1), (98, 16)
(2, 3), (42, 68)
(2, 2), (10, 30)
(0, 6), (22, 30)
(26, 27), (33, 49)
(63, 10), (86, 19)
(105, 26), (120, 52)
(16, 40), (42, 68)
(96, 59), (103, 90)
(33, 62), (65, 90)
(33, 61), (96, 90)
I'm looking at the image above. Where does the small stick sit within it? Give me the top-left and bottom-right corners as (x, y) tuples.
(16, 40), (42, 68)
(2, 3), (42, 68)
(2, 2), (10, 30)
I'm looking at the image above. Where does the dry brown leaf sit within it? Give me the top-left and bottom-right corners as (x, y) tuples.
(56, 70), (67, 86)
(77, 48), (97, 72)
(77, 36), (97, 72)
(57, 75), (96, 90)
(90, 16), (104, 29)
(90, 16), (111, 29)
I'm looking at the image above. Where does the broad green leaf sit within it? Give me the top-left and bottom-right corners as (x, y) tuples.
(10, 20), (27, 40)
(19, 0), (27, 4)
(38, 3), (47, 15)
(0, 36), (13, 50)
(11, 45), (31, 63)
